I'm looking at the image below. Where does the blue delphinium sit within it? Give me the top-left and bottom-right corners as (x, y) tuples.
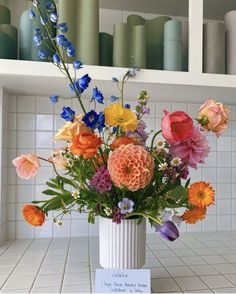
(49, 12), (58, 23)
(56, 35), (66, 46)
(82, 110), (105, 132)
(110, 95), (118, 102)
(57, 23), (68, 33)
(73, 60), (83, 70)
(112, 77), (118, 83)
(50, 95), (59, 103)
(60, 107), (75, 122)
(46, 1), (55, 12)
(38, 49), (48, 60)
(79, 74), (91, 93)
(53, 53), (60, 64)
(82, 110), (98, 128)
(91, 87), (104, 104)
(29, 10), (36, 20)
(67, 45), (75, 57)
(33, 34), (42, 46)
(124, 104), (131, 109)
(118, 198), (135, 214)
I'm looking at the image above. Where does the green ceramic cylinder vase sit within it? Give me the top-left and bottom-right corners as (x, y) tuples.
(129, 25), (146, 68)
(19, 10), (32, 60)
(0, 5), (10, 25)
(113, 23), (129, 67)
(99, 32), (113, 66)
(0, 24), (17, 59)
(164, 20), (182, 71)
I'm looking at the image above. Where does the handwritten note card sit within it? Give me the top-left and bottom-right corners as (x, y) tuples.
(95, 269), (151, 293)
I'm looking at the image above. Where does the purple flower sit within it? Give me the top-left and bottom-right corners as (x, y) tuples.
(118, 198), (135, 214)
(90, 166), (112, 194)
(143, 107), (150, 114)
(112, 208), (123, 224)
(127, 120), (148, 146)
(155, 221), (179, 241)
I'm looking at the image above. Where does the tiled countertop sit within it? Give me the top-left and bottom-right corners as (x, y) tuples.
(1, 232), (236, 293)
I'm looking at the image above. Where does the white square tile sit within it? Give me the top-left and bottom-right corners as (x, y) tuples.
(18, 96), (35, 113)
(166, 266), (195, 277)
(17, 131), (35, 148)
(156, 102), (171, 118)
(218, 152), (232, 167)
(217, 183), (232, 199)
(53, 220), (71, 238)
(17, 114), (35, 131)
(201, 275), (235, 289)
(33, 274), (63, 287)
(0, 288), (31, 293)
(71, 220), (88, 237)
(213, 287), (236, 293)
(36, 96), (54, 113)
(65, 262), (90, 273)
(217, 168), (232, 184)
(174, 276), (208, 291)
(217, 215), (232, 231)
(31, 286), (61, 293)
(151, 267), (170, 279)
(202, 255), (229, 264)
(158, 257), (184, 267)
(15, 222), (33, 239)
(190, 265), (219, 276)
(2, 275), (35, 290)
(39, 263), (64, 275)
(36, 114), (53, 131)
(151, 278), (181, 293)
(218, 136), (232, 152)
(217, 199), (232, 215)
(36, 132), (53, 148)
(16, 185), (34, 203)
(11, 264), (40, 276)
(61, 283), (90, 293)
(63, 272), (90, 285)
(212, 263), (236, 274)
(181, 256), (206, 265)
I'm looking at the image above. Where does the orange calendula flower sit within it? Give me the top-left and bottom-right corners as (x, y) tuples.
(23, 205), (45, 226)
(70, 131), (102, 159)
(182, 207), (206, 224)
(110, 136), (138, 151)
(188, 181), (215, 208)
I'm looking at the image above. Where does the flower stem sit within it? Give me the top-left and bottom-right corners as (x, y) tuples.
(125, 212), (162, 225)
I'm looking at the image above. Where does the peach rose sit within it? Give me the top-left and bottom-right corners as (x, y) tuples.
(23, 204), (45, 226)
(12, 154), (40, 180)
(70, 131), (103, 159)
(54, 115), (90, 142)
(110, 136), (138, 151)
(198, 98), (229, 136)
(48, 149), (68, 170)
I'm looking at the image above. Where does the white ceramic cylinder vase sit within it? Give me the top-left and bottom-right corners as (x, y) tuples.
(225, 10), (236, 74)
(99, 217), (146, 269)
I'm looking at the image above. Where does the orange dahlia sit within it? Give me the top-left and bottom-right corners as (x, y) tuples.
(107, 144), (154, 191)
(23, 205), (45, 226)
(182, 207), (206, 224)
(188, 182), (215, 208)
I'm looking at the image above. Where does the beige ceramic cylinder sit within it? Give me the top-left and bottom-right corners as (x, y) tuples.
(99, 217), (146, 269)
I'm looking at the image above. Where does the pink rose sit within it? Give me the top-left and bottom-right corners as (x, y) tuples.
(161, 110), (194, 143)
(198, 98), (229, 137)
(12, 154), (40, 180)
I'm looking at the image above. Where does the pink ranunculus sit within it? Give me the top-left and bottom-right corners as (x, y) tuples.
(12, 154), (40, 180)
(170, 125), (210, 169)
(198, 98), (229, 137)
(161, 110), (194, 143)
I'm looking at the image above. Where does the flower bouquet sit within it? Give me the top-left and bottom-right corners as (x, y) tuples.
(13, 0), (229, 269)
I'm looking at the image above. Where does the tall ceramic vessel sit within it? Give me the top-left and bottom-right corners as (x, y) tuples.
(99, 217), (146, 269)
(0, 24), (17, 59)
(113, 23), (129, 67)
(129, 25), (146, 68)
(99, 32), (113, 66)
(225, 11), (236, 74)
(127, 15), (171, 70)
(0, 5), (10, 25)
(164, 20), (182, 71)
(19, 0), (56, 61)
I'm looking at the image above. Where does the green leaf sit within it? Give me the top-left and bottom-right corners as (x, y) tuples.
(170, 186), (187, 200)
(185, 178), (191, 188)
(42, 189), (63, 196)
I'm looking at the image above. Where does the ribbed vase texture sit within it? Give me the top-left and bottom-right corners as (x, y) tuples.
(99, 217), (146, 269)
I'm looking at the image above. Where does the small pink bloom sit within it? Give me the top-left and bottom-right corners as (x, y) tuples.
(161, 110), (193, 143)
(12, 154), (40, 180)
(48, 149), (68, 170)
(198, 98), (229, 137)
(170, 125), (210, 169)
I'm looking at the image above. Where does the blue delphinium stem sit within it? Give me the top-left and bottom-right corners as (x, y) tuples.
(35, 4), (87, 115)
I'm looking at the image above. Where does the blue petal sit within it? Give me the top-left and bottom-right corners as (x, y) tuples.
(60, 107), (75, 122)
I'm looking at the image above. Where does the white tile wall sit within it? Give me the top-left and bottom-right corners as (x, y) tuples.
(0, 90), (235, 240)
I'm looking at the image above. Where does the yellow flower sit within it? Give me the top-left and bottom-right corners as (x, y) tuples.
(104, 103), (137, 132)
(54, 115), (90, 142)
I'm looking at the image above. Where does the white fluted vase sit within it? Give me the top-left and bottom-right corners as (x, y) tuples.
(99, 217), (146, 269)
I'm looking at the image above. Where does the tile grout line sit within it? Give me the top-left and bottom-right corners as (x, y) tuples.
(29, 238), (53, 293)
(88, 234), (94, 293)
(0, 239), (34, 290)
(58, 238), (71, 293)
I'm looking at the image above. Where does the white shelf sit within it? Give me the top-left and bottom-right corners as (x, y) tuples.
(0, 59), (236, 104)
